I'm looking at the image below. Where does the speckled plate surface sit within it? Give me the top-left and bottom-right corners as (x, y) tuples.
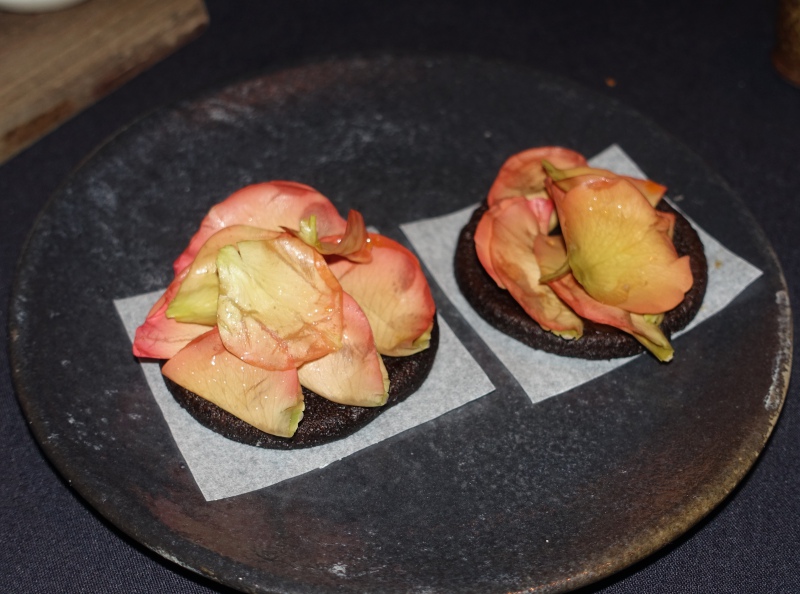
(9, 56), (792, 593)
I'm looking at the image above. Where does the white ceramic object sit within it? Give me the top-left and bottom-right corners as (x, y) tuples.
(0, 0), (87, 13)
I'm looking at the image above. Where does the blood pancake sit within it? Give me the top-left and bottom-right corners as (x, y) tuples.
(454, 201), (707, 359)
(164, 317), (439, 449)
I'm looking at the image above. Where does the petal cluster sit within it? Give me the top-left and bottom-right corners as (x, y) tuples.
(133, 182), (435, 437)
(476, 146), (695, 361)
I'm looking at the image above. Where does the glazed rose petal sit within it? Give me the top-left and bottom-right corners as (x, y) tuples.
(173, 181), (347, 274)
(297, 293), (389, 407)
(162, 328), (305, 437)
(132, 269), (209, 359)
(297, 209), (372, 263)
(548, 273), (674, 362)
(544, 162), (668, 208)
(476, 196), (556, 288)
(533, 233), (571, 282)
(553, 177), (693, 314)
(487, 146), (587, 206)
(328, 234), (435, 356)
(474, 210), (502, 286)
(487, 196), (583, 338)
(216, 236), (344, 370)
(167, 225), (280, 325)
(130, 180), (441, 437)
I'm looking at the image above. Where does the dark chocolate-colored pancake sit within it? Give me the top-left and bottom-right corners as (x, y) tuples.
(164, 316), (439, 449)
(454, 201), (707, 359)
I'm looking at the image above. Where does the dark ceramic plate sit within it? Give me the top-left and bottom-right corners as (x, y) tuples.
(9, 56), (792, 593)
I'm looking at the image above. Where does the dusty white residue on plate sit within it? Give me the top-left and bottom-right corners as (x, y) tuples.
(766, 289), (793, 411)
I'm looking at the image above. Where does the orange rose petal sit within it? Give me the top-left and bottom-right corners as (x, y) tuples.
(132, 269), (209, 359)
(476, 196), (556, 288)
(656, 210), (677, 239)
(328, 234), (435, 356)
(297, 293), (389, 407)
(545, 162), (668, 208)
(533, 234), (571, 283)
(167, 225), (281, 325)
(162, 328), (305, 437)
(487, 146), (587, 206)
(173, 181), (347, 274)
(548, 273), (674, 362)
(310, 209), (373, 263)
(553, 177), (693, 314)
(474, 205), (504, 287)
(216, 236), (344, 370)
(487, 197), (583, 338)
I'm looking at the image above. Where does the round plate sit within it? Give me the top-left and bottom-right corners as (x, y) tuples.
(9, 56), (792, 593)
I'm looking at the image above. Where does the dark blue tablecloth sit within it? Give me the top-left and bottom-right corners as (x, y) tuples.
(2, 1), (798, 592)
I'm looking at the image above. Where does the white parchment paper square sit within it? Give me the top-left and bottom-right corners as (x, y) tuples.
(115, 296), (495, 501)
(401, 145), (763, 404)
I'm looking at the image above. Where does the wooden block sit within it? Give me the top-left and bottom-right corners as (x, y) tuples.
(0, 0), (209, 163)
